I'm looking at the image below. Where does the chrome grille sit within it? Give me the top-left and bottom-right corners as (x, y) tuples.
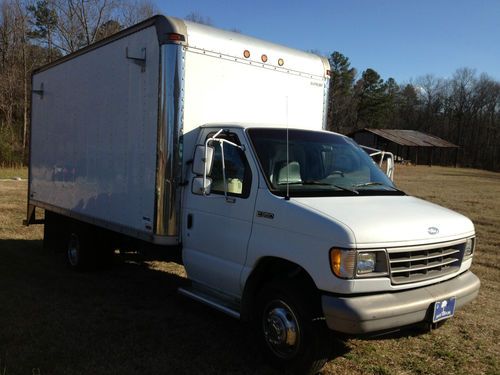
(388, 242), (465, 284)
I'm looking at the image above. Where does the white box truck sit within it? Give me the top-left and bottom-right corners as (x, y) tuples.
(26, 15), (480, 374)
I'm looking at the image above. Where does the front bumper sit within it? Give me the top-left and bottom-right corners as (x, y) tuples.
(322, 271), (480, 334)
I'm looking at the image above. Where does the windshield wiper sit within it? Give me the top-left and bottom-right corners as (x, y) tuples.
(352, 182), (404, 193)
(279, 180), (359, 194)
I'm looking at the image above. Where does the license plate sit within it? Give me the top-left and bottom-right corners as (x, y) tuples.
(432, 297), (456, 323)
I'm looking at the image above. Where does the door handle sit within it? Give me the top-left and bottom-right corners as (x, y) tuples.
(187, 214), (193, 229)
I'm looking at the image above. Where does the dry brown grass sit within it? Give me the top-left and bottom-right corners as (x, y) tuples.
(0, 167), (27, 180)
(0, 165), (498, 374)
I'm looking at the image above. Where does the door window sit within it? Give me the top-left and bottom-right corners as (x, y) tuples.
(207, 132), (252, 198)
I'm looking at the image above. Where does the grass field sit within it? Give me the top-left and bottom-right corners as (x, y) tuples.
(0, 167), (27, 180)
(0, 166), (498, 374)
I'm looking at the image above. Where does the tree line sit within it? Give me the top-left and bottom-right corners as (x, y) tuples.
(326, 52), (499, 171)
(1, 1), (499, 171)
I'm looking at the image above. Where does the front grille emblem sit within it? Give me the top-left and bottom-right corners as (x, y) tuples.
(428, 227), (439, 235)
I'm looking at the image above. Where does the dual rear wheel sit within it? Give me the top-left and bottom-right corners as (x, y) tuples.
(43, 211), (114, 270)
(66, 225), (114, 270)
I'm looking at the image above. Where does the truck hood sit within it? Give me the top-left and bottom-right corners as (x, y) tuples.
(294, 195), (475, 247)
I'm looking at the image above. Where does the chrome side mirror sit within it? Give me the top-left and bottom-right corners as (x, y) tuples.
(192, 177), (212, 195)
(192, 145), (214, 176)
(385, 153), (394, 180)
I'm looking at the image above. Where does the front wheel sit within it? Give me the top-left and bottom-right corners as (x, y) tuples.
(255, 282), (329, 374)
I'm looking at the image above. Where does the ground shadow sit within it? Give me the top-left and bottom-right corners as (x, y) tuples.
(0, 239), (349, 375)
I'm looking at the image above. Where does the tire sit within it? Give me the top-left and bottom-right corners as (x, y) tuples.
(67, 228), (91, 270)
(67, 224), (114, 270)
(44, 211), (70, 253)
(255, 281), (330, 375)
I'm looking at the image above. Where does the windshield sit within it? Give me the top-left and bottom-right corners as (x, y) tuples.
(247, 128), (404, 197)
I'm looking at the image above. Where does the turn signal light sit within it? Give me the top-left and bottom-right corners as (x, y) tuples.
(330, 249), (341, 276)
(329, 248), (356, 278)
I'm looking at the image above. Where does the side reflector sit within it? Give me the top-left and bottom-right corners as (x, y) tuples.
(261, 54), (268, 63)
(243, 50), (251, 58)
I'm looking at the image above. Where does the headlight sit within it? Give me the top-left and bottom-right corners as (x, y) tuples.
(464, 238), (475, 257)
(357, 252), (376, 274)
(330, 248), (388, 278)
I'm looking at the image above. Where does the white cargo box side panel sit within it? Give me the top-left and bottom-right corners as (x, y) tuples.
(30, 26), (160, 236)
(182, 22), (328, 132)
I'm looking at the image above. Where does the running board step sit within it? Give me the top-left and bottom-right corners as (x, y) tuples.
(178, 286), (240, 319)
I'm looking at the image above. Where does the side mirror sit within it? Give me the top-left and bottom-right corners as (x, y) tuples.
(192, 177), (212, 195)
(385, 154), (394, 180)
(192, 145), (215, 176)
(359, 145), (395, 180)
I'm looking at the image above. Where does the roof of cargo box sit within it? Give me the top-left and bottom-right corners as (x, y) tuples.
(182, 20), (329, 77)
(33, 15), (329, 78)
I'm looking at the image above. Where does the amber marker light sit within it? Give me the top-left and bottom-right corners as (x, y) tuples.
(261, 54), (268, 63)
(330, 249), (342, 277)
(329, 248), (356, 278)
(278, 58), (284, 66)
(167, 33), (185, 42)
(243, 50), (251, 58)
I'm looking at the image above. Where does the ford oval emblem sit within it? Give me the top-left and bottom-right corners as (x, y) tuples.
(428, 227), (439, 235)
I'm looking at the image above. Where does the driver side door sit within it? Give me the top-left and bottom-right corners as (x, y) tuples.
(182, 128), (258, 298)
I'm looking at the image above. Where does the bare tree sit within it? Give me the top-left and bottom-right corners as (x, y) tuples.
(415, 74), (445, 132)
(119, 0), (157, 28)
(48, 0), (116, 53)
(185, 11), (212, 26)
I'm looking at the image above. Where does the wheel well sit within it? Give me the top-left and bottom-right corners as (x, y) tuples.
(240, 257), (320, 321)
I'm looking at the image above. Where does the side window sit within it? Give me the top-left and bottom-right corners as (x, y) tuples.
(208, 133), (252, 198)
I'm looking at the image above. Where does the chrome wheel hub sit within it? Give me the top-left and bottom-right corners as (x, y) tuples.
(262, 301), (300, 358)
(67, 233), (80, 266)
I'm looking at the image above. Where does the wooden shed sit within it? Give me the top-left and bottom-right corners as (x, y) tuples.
(349, 128), (459, 166)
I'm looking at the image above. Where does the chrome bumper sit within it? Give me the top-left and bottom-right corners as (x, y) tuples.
(322, 271), (480, 334)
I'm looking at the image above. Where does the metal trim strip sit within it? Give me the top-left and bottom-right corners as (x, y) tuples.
(154, 44), (185, 239)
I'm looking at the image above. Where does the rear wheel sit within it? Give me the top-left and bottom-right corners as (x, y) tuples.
(67, 229), (90, 269)
(44, 211), (70, 252)
(66, 223), (114, 270)
(255, 281), (329, 374)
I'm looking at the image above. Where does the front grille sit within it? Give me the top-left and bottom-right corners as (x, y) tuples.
(388, 242), (465, 284)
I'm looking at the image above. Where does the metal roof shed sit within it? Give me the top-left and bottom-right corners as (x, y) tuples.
(349, 128), (459, 166)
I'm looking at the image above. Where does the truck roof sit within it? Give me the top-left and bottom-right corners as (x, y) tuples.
(200, 123), (344, 137)
(34, 15), (329, 78)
